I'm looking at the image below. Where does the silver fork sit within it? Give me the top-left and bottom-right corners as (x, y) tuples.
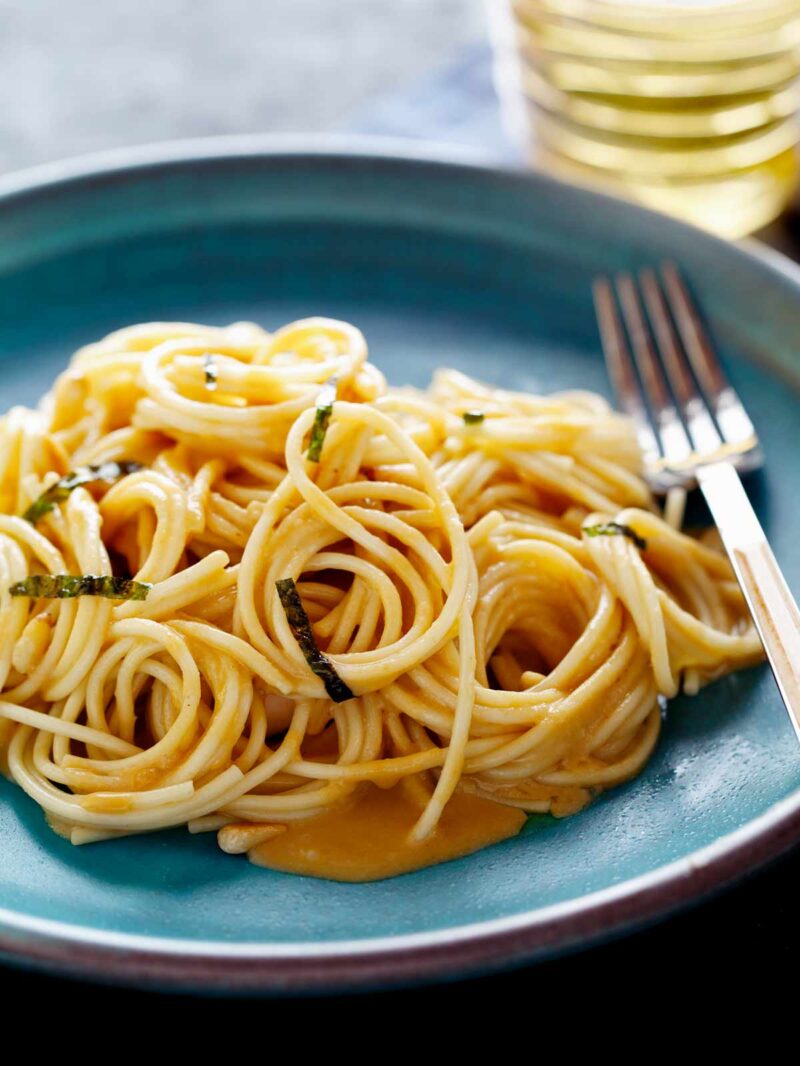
(593, 263), (800, 742)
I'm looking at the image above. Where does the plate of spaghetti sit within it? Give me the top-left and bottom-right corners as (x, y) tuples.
(1, 137), (799, 992)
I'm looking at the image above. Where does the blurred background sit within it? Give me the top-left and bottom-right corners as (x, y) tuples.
(0, 0), (488, 170)
(3, 0), (800, 241)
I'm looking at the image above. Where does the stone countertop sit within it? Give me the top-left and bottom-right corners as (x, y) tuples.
(0, 0), (485, 173)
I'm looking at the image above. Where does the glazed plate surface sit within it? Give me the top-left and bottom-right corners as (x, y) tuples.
(1, 137), (800, 991)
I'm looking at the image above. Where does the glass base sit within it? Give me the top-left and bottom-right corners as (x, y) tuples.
(531, 143), (800, 237)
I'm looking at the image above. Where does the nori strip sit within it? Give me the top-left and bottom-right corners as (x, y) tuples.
(306, 378), (338, 462)
(203, 353), (218, 390)
(462, 411), (485, 425)
(583, 522), (647, 551)
(9, 574), (151, 601)
(24, 461), (143, 524)
(275, 577), (354, 703)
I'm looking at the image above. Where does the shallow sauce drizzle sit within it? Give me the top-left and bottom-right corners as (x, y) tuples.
(249, 783), (527, 882)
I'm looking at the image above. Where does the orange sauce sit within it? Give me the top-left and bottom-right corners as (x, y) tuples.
(80, 792), (134, 813)
(248, 783), (526, 882)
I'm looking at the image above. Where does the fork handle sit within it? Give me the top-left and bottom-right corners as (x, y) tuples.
(697, 461), (800, 742)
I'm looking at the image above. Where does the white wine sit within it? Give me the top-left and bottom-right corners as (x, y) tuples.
(489, 0), (800, 236)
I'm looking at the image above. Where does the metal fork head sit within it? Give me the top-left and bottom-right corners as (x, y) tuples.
(593, 262), (763, 494)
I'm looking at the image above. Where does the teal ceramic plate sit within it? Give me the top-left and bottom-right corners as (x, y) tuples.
(1, 137), (800, 993)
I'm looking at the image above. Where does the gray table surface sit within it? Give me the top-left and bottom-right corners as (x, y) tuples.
(0, 0), (486, 173)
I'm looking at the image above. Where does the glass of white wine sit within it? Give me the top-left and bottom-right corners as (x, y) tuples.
(488, 0), (800, 237)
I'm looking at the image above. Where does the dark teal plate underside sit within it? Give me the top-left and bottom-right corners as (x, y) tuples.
(1, 139), (799, 989)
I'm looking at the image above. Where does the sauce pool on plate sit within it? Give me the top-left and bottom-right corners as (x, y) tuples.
(248, 783), (527, 882)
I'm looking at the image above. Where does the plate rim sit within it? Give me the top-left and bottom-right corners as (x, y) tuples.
(1, 131), (800, 992)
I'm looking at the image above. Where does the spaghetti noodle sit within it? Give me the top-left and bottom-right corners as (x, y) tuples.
(0, 318), (763, 878)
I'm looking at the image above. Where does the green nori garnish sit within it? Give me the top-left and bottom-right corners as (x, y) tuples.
(583, 522), (647, 551)
(203, 353), (218, 390)
(275, 577), (354, 703)
(9, 574), (151, 601)
(24, 461), (143, 524)
(462, 411), (485, 425)
(306, 378), (338, 462)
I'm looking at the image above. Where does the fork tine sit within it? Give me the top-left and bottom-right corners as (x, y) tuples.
(614, 273), (694, 464)
(592, 277), (661, 468)
(639, 268), (722, 457)
(659, 262), (759, 449)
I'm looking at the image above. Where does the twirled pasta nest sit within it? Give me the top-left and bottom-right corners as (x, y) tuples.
(0, 319), (762, 866)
